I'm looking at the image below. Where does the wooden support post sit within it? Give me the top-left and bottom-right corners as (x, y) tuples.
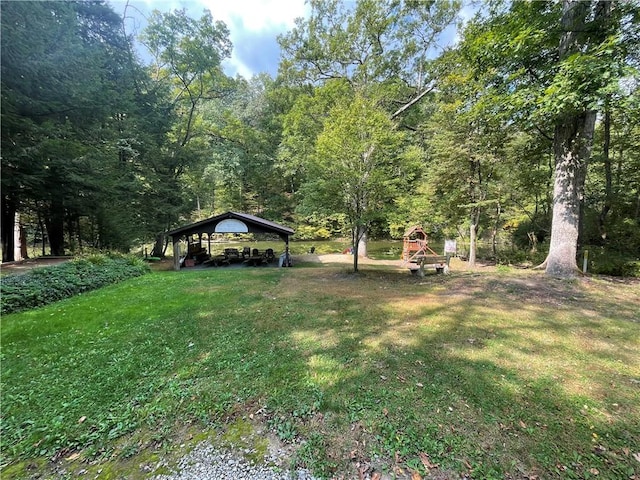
(173, 237), (181, 271)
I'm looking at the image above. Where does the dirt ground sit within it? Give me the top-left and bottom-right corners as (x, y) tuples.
(1, 257), (71, 275)
(297, 252), (497, 272)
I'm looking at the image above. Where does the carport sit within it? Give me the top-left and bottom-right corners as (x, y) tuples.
(166, 211), (295, 271)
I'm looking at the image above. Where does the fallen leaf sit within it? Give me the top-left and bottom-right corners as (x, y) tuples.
(519, 420), (527, 429)
(411, 470), (422, 480)
(633, 452), (640, 463)
(66, 453), (80, 461)
(358, 465), (367, 480)
(78, 416), (86, 424)
(371, 472), (381, 480)
(419, 452), (439, 469)
(589, 467), (599, 475)
(382, 408), (389, 416)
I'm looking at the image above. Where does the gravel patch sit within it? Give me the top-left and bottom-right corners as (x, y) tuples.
(153, 441), (316, 480)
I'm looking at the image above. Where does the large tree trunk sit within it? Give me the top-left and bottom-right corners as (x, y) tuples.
(151, 232), (166, 258)
(468, 208), (479, 268)
(15, 213), (27, 261)
(545, 113), (596, 277)
(44, 200), (66, 256)
(544, 0), (599, 278)
(1, 194), (17, 262)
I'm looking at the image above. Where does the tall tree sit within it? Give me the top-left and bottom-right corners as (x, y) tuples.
(543, 0), (603, 276)
(140, 8), (233, 256)
(278, 0), (460, 252)
(1, 1), (140, 258)
(420, 48), (512, 266)
(303, 93), (405, 271)
(458, 0), (637, 276)
(197, 74), (288, 218)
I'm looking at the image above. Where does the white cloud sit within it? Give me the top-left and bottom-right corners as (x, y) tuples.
(111, 0), (308, 77)
(198, 0), (307, 31)
(196, 0), (309, 77)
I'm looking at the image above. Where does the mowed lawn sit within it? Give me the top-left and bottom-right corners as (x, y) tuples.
(1, 260), (639, 479)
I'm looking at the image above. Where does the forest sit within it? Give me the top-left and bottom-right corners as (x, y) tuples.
(2, 0), (639, 277)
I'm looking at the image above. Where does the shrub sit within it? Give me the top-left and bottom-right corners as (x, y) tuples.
(586, 248), (640, 277)
(494, 248), (547, 267)
(293, 225), (332, 241)
(1, 254), (150, 315)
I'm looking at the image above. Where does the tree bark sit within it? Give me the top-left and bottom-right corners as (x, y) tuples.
(544, 0), (600, 278)
(45, 201), (66, 256)
(468, 208), (479, 268)
(545, 112), (596, 277)
(151, 233), (165, 258)
(1, 194), (17, 262)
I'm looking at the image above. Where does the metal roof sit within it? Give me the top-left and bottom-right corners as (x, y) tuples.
(166, 211), (295, 239)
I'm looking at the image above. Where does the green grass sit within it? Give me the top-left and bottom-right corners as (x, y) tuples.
(1, 265), (639, 479)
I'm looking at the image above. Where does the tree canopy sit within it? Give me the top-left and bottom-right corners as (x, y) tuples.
(2, 0), (638, 277)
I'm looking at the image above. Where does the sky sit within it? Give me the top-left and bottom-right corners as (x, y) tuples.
(109, 0), (474, 79)
(110, 0), (310, 78)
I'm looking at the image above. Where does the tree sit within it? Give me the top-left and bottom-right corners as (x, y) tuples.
(420, 48), (513, 267)
(542, 1), (602, 276)
(1, 0), (143, 258)
(303, 93), (405, 272)
(459, 0), (637, 276)
(197, 74), (289, 218)
(140, 8), (233, 256)
(278, 0), (461, 252)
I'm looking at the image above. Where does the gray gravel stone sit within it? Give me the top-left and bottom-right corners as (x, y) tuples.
(153, 441), (316, 480)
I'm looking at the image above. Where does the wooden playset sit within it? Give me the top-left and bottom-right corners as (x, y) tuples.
(402, 225), (450, 275)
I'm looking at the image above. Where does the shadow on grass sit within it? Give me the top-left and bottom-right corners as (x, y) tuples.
(1, 266), (638, 479)
(268, 268), (640, 478)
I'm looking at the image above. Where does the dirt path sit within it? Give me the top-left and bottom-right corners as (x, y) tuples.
(298, 253), (405, 267)
(1, 257), (71, 275)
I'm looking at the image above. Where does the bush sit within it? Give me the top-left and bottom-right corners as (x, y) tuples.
(494, 248), (547, 267)
(1, 254), (150, 315)
(293, 225), (332, 241)
(586, 248), (640, 277)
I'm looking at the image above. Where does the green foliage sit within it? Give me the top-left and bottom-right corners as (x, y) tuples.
(0, 255), (150, 315)
(292, 226), (332, 241)
(2, 0), (639, 284)
(494, 248), (547, 267)
(586, 248), (640, 277)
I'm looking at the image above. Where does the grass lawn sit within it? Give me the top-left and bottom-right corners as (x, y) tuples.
(1, 259), (639, 479)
